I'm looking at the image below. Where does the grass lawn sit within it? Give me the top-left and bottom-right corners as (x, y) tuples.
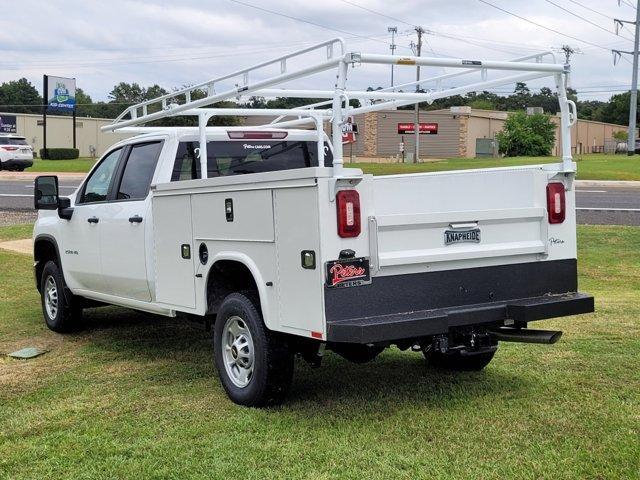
(28, 157), (96, 173)
(351, 153), (640, 181)
(0, 224), (638, 479)
(20, 154), (640, 181)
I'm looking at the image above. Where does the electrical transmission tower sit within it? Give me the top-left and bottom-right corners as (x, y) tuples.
(410, 26), (424, 163)
(613, 0), (640, 156)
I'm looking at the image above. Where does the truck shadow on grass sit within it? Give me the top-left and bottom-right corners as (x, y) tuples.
(77, 307), (529, 412)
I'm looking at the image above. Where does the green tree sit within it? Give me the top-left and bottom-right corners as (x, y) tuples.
(0, 78), (43, 114)
(495, 111), (556, 157)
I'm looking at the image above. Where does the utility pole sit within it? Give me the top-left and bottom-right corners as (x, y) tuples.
(388, 26), (397, 88)
(411, 26), (424, 163)
(614, 0), (640, 156)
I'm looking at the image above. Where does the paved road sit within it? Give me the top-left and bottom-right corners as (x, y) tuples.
(0, 177), (639, 226)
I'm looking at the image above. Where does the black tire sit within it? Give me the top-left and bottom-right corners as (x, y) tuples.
(40, 261), (82, 333)
(423, 348), (496, 371)
(331, 344), (385, 364)
(213, 291), (294, 407)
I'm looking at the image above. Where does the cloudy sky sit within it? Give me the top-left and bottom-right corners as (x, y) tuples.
(1, 0), (635, 104)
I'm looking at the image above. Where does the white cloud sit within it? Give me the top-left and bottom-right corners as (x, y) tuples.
(0, 0), (633, 103)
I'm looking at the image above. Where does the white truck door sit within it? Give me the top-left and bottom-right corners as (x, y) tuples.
(98, 142), (163, 302)
(62, 147), (123, 293)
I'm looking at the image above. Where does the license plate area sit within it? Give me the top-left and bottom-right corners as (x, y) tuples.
(325, 257), (371, 288)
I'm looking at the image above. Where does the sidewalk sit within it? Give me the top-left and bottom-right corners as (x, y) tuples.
(0, 238), (32, 255)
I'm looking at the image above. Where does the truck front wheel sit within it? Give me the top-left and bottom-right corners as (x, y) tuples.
(423, 348), (496, 371)
(40, 261), (82, 333)
(213, 292), (294, 407)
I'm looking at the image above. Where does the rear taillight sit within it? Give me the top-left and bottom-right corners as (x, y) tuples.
(1, 146), (19, 151)
(336, 190), (361, 238)
(546, 182), (566, 224)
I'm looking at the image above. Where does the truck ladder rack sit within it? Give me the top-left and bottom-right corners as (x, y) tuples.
(102, 38), (575, 178)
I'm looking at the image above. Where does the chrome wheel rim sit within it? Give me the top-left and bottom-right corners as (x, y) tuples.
(221, 316), (254, 388)
(44, 276), (58, 319)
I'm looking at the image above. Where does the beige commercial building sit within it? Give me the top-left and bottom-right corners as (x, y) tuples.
(0, 111), (131, 157)
(338, 107), (628, 161)
(2, 107), (628, 161)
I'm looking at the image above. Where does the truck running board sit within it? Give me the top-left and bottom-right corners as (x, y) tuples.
(325, 292), (593, 344)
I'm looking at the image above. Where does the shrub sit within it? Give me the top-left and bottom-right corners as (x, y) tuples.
(495, 111), (556, 157)
(612, 130), (627, 141)
(39, 148), (79, 160)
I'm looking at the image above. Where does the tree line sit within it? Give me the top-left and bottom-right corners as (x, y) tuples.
(0, 77), (635, 127)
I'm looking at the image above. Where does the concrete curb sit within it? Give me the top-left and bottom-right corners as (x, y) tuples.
(575, 180), (640, 187)
(0, 172), (86, 181)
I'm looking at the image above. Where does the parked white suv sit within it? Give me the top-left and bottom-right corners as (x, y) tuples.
(0, 134), (34, 171)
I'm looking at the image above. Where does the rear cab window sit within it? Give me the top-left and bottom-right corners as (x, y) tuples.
(0, 137), (28, 145)
(171, 140), (333, 181)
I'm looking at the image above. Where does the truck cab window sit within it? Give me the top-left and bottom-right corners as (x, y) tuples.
(116, 142), (162, 200)
(79, 148), (122, 203)
(171, 140), (333, 181)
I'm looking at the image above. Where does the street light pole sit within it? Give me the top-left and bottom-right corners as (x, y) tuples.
(628, 3), (640, 156)
(413, 26), (424, 163)
(388, 26), (397, 88)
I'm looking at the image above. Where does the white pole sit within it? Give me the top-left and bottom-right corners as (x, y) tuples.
(199, 112), (208, 179)
(332, 60), (348, 176)
(627, 1), (640, 156)
(555, 74), (573, 171)
(315, 115), (325, 167)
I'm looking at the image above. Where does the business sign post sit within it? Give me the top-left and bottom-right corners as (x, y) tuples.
(43, 75), (77, 156)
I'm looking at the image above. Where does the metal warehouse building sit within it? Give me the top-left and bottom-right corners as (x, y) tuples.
(1, 107), (628, 161)
(337, 107), (628, 161)
(0, 112), (131, 157)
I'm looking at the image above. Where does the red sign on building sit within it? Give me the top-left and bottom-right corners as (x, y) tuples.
(342, 116), (358, 144)
(397, 122), (438, 135)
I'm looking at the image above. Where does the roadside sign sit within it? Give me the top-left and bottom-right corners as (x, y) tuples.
(0, 115), (17, 133)
(342, 116), (358, 144)
(45, 75), (76, 112)
(397, 122), (438, 135)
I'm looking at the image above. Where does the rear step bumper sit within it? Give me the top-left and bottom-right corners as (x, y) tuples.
(326, 292), (594, 344)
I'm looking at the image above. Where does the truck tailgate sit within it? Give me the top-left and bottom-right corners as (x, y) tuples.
(369, 166), (554, 271)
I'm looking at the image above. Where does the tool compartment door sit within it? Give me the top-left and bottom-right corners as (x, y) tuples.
(153, 194), (196, 308)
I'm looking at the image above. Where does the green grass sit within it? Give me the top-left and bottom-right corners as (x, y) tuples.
(0, 225), (638, 479)
(351, 153), (640, 181)
(28, 157), (96, 173)
(0, 223), (32, 242)
(22, 154), (640, 180)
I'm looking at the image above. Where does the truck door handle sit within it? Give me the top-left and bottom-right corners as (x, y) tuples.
(87, 217), (99, 224)
(129, 215), (143, 223)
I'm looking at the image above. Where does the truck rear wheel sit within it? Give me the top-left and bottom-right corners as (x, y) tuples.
(40, 261), (82, 333)
(213, 292), (294, 407)
(423, 348), (496, 371)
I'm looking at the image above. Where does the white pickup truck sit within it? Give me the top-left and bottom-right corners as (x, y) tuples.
(32, 40), (593, 406)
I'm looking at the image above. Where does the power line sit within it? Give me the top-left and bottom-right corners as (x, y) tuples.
(337, 0), (534, 56)
(338, 0), (415, 28)
(227, 0), (393, 47)
(545, 0), (633, 41)
(620, 0), (637, 10)
(477, 0), (613, 51)
(567, 0), (614, 20)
